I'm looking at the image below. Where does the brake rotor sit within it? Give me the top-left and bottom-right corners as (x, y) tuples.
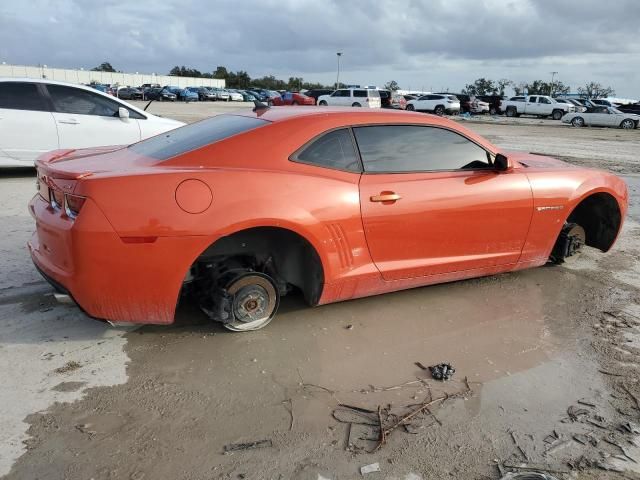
(224, 273), (279, 332)
(565, 224), (586, 259)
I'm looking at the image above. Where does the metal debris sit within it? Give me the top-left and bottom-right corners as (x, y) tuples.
(360, 463), (381, 475)
(333, 377), (472, 453)
(428, 363), (455, 381)
(223, 439), (272, 453)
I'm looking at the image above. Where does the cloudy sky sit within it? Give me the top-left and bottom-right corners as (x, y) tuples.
(1, 0), (638, 96)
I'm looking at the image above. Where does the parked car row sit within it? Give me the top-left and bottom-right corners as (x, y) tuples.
(87, 83), (264, 103)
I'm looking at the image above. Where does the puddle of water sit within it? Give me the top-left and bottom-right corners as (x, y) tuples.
(151, 266), (595, 451)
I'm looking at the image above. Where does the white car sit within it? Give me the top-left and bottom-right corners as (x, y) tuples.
(405, 94), (461, 115)
(227, 90), (244, 102)
(0, 78), (185, 167)
(209, 88), (230, 101)
(562, 106), (639, 129)
(317, 88), (381, 108)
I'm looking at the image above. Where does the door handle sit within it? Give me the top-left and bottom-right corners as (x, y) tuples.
(58, 119), (79, 125)
(370, 193), (401, 202)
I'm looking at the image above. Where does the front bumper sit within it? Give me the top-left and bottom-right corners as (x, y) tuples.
(28, 194), (211, 324)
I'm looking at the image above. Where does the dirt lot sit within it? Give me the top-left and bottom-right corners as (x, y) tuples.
(1, 104), (639, 480)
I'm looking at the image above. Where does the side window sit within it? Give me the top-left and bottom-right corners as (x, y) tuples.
(354, 125), (491, 173)
(293, 129), (361, 172)
(540, 97), (551, 104)
(47, 84), (123, 117)
(353, 90), (367, 98)
(334, 90), (349, 97)
(529, 96), (538, 103)
(0, 82), (48, 111)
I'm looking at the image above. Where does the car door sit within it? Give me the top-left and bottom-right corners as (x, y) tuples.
(602, 108), (620, 127)
(337, 89), (351, 106)
(327, 90), (340, 106)
(356, 125), (533, 280)
(538, 96), (553, 115)
(45, 84), (142, 149)
(525, 96), (539, 114)
(414, 95), (432, 111)
(0, 81), (59, 165)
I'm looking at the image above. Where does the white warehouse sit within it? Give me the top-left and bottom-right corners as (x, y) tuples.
(0, 64), (225, 89)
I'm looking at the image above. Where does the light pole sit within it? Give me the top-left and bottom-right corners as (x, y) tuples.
(549, 71), (558, 96)
(336, 52), (342, 90)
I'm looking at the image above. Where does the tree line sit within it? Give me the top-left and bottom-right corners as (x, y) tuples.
(460, 77), (614, 98)
(169, 65), (331, 91)
(92, 62), (616, 97)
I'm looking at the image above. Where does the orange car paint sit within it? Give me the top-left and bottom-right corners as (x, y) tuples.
(28, 107), (628, 324)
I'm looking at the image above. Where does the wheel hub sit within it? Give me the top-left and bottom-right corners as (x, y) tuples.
(233, 285), (269, 323)
(224, 274), (279, 331)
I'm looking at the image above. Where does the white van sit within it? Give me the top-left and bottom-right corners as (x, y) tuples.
(317, 88), (381, 108)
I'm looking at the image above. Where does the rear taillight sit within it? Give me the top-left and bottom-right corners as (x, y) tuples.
(51, 188), (64, 208)
(65, 194), (86, 218)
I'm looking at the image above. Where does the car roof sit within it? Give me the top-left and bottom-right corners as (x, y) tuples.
(232, 106), (496, 149)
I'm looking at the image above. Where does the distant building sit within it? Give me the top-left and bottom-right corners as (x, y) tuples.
(0, 63), (225, 88)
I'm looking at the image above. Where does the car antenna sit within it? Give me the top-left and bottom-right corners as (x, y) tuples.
(253, 100), (270, 112)
(143, 98), (154, 111)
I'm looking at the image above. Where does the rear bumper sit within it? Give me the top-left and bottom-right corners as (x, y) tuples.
(28, 194), (212, 324)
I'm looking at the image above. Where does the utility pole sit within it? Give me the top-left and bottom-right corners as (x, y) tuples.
(336, 52), (342, 90)
(549, 71), (558, 96)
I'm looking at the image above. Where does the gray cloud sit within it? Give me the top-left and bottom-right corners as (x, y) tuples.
(0, 0), (638, 96)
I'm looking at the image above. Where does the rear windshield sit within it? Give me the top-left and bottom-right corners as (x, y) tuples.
(129, 114), (267, 160)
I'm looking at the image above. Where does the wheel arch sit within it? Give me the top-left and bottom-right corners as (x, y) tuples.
(188, 224), (326, 306)
(566, 189), (623, 252)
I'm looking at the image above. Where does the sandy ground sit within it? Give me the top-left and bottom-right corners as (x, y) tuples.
(1, 104), (639, 480)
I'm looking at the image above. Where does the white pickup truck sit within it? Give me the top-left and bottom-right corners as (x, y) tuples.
(500, 95), (575, 120)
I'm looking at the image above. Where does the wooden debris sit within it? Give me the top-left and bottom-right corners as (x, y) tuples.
(223, 439), (272, 453)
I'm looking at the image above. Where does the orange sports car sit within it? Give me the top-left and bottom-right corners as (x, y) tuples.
(29, 105), (628, 331)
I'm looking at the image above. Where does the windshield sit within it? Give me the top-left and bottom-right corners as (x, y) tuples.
(129, 114), (268, 161)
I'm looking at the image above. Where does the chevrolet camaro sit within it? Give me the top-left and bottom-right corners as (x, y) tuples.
(29, 105), (628, 331)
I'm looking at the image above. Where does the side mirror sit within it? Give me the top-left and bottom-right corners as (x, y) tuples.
(118, 107), (130, 121)
(494, 153), (512, 171)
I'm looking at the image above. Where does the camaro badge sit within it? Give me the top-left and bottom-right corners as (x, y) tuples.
(536, 205), (565, 211)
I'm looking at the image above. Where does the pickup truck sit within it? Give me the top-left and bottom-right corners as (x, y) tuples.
(500, 95), (575, 120)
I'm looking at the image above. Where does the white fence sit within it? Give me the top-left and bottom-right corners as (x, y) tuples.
(0, 64), (225, 89)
